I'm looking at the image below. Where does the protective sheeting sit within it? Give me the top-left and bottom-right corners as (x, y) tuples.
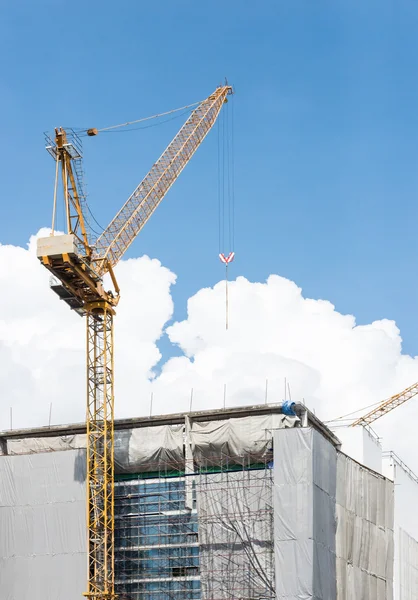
(114, 425), (184, 473)
(196, 468), (274, 600)
(336, 452), (394, 600)
(0, 449), (86, 600)
(6, 434), (86, 455)
(4, 414), (299, 471)
(0, 419), (395, 600)
(382, 452), (418, 599)
(273, 427), (337, 600)
(191, 413), (299, 466)
(5, 426), (185, 474)
(396, 528), (418, 600)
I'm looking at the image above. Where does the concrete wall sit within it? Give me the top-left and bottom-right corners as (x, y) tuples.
(332, 426), (382, 474)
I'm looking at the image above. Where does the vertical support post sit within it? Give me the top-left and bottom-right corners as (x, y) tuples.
(84, 302), (116, 600)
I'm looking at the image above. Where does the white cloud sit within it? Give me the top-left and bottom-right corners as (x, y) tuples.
(0, 230), (174, 428)
(1, 231), (418, 470)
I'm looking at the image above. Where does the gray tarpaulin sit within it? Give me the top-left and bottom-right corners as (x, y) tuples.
(398, 528), (418, 600)
(114, 425), (184, 473)
(0, 449), (86, 600)
(6, 434), (86, 455)
(273, 429), (394, 600)
(5, 425), (185, 474)
(273, 427), (337, 600)
(4, 414), (299, 471)
(336, 452), (394, 600)
(191, 413), (299, 466)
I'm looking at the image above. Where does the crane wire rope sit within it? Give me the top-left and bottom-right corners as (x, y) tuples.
(79, 106), (197, 240)
(231, 97), (236, 250)
(95, 99), (202, 132)
(217, 99), (235, 329)
(73, 100), (202, 137)
(94, 108), (194, 134)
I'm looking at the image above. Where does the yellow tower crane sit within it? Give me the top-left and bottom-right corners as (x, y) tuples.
(37, 84), (233, 600)
(351, 380), (418, 427)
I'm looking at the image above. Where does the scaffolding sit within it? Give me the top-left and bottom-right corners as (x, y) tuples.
(114, 453), (275, 600)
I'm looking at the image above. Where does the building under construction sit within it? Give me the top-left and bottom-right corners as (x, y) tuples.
(0, 402), (403, 600)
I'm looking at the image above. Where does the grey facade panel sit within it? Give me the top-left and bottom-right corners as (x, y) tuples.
(0, 449), (86, 600)
(273, 428), (394, 600)
(336, 452), (394, 600)
(273, 427), (337, 600)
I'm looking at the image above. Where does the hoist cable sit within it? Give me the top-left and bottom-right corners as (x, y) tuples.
(217, 118), (222, 254)
(231, 98), (236, 250)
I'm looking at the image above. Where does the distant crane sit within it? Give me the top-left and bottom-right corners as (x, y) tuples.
(37, 84), (233, 599)
(351, 381), (418, 427)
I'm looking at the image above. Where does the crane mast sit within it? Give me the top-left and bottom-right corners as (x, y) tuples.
(37, 84), (232, 599)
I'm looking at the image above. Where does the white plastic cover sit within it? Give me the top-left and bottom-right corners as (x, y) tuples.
(273, 427), (337, 600)
(398, 528), (418, 600)
(273, 428), (394, 600)
(5, 414), (299, 471)
(0, 449), (86, 600)
(382, 453), (418, 599)
(6, 426), (185, 474)
(7, 434), (86, 455)
(114, 425), (184, 473)
(191, 413), (299, 466)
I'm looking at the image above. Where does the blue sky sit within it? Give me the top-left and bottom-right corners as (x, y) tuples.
(1, 1), (418, 355)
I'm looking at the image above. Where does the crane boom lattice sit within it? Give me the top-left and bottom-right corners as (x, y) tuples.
(93, 86), (232, 275)
(352, 381), (418, 427)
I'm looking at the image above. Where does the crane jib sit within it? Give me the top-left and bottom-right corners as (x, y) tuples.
(37, 85), (233, 315)
(36, 82), (233, 600)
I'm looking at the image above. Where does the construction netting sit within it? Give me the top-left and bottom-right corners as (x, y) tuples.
(196, 467), (274, 600)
